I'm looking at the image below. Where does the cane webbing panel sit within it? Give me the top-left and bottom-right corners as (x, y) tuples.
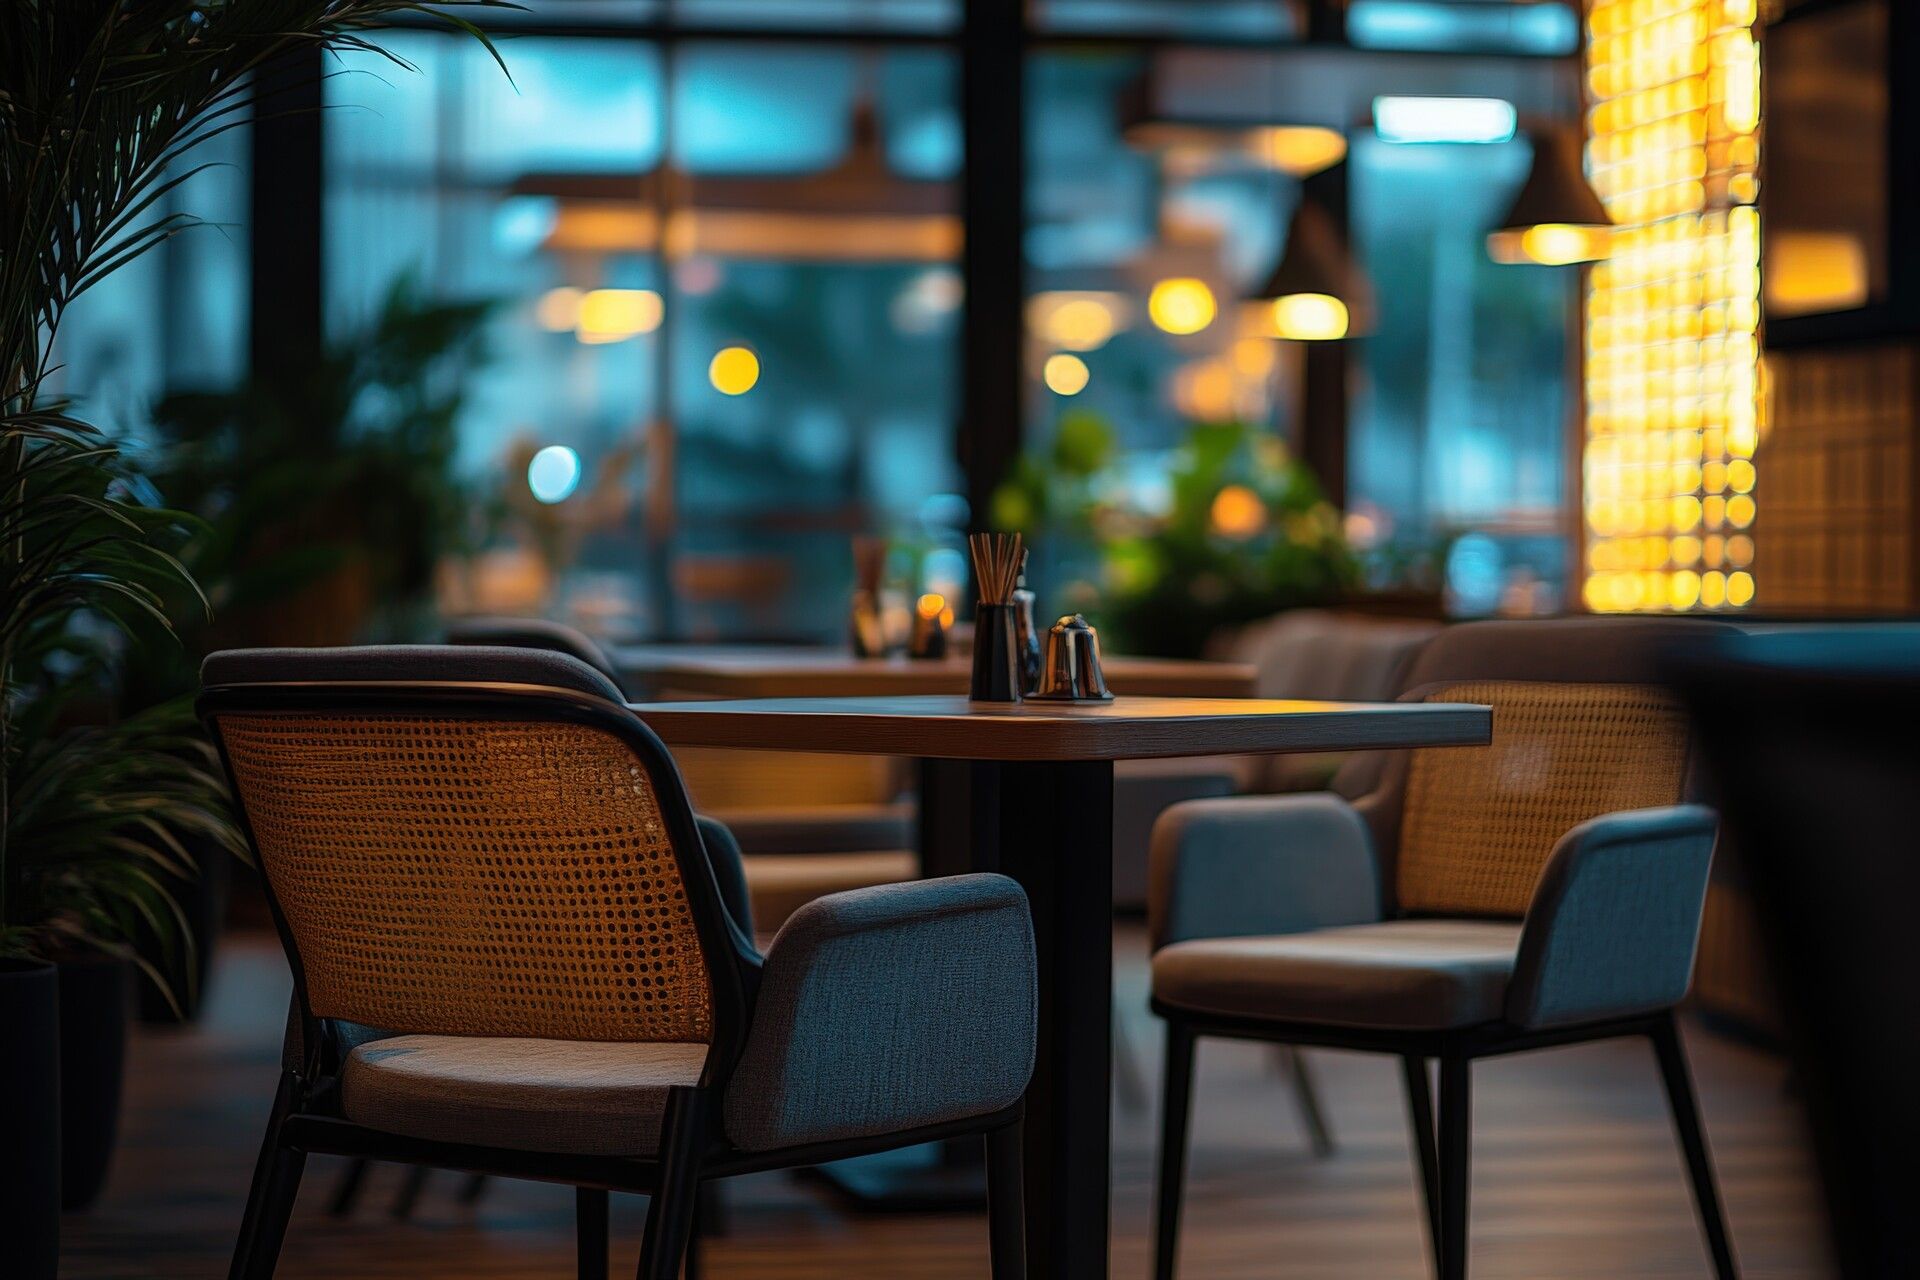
(220, 714), (711, 1043)
(1396, 682), (1689, 918)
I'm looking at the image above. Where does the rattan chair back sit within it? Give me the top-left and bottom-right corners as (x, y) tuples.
(200, 648), (749, 1057)
(1395, 680), (1691, 916)
(1360, 618), (1733, 918)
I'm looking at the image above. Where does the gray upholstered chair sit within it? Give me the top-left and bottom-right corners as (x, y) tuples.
(444, 618), (918, 933)
(1148, 618), (1739, 1280)
(201, 645), (1034, 1279)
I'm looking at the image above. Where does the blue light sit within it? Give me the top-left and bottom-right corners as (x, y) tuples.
(1374, 96), (1518, 145)
(1349, 1), (1579, 56)
(527, 445), (582, 504)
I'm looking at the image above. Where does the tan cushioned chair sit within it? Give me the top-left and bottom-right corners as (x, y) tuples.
(1146, 618), (1739, 1280)
(202, 645), (1033, 1280)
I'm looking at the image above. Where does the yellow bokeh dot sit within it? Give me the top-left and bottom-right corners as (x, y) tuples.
(1701, 571), (1728, 608)
(708, 346), (760, 395)
(1668, 570), (1702, 610)
(1726, 570), (1754, 606)
(1042, 353), (1090, 396)
(1726, 494), (1756, 527)
(1727, 458), (1756, 493)
(1148, 278), (1217, 335)
(1725, 534), (1754, 568)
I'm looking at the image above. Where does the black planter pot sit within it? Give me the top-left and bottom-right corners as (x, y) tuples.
(58, 953), (129, 1210)
(0, 958), (61, 1278)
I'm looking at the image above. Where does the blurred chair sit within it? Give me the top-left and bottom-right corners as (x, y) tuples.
(1677, 629), (1920, 1279)
(200, 645), (1034, 1280)
(1148, 618), (1738, 1280)
(1110, 611), (1439, 1149)
(444, 618), (917, 932)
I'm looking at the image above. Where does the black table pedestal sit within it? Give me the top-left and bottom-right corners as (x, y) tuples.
(812, 757), (1116, 1278)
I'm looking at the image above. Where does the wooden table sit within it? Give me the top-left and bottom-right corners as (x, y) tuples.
(612, 644), (1259, 700)
(632, 694), (1492, 1279)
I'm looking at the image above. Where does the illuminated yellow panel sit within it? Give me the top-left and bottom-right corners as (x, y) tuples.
(1583, 0), (1760, 613)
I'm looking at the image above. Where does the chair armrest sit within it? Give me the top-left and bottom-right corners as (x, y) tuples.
(699, 801), (914, 856)
(1148, 793), (1382, 950)
(720, 874), (1036, 1153)
(1507, 805), (1719, 1030)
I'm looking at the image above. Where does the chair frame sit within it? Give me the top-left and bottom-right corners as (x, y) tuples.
(201, 677), (1026, 1280)
(1152, 986), (1738, 1280)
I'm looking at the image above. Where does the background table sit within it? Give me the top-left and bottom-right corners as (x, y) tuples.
(632, 694), (1492, 1279)
(613, 643), (1259, 700)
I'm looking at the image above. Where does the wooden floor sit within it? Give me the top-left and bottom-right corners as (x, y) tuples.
(64, 930), (1832, 1278)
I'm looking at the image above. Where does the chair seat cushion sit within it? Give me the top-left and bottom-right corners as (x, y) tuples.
(340, 1036), (707, 1156)
(1153, 919), (1524, 1030)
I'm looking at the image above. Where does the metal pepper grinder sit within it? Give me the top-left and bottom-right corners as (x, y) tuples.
(1010, 556), (1041, 694)
(1032, 614), (1113, 702)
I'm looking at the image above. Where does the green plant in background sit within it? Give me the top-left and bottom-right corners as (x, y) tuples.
(994, 416), (1356, 658)
(0, 0), (507, 979)
(123, 277), (498, 705)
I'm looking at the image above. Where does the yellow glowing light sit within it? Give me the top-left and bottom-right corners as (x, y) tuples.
(708, 346), (760, 395)
(1044, 298), (1118, 351)
(536, 286), (584, 332)
(1582, 0), (1759, 613)
(916, 592), (947, 619)
(1765, 232), (1868, 316)
(1269, 293), (1351, 341)
(1209, 485), (1267, 539)
(1148, 278), (1218, 335)
(1489, 224), (1611, 267)
(1043, 353), (1091, 396)
(1245, 126), (1349, 177)
(576, 288), (663, 343)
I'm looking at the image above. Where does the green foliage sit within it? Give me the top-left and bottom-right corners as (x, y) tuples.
(993, 417), (1356, 657)
(132, 276), (496, 692)
(0, 0), (509, 972)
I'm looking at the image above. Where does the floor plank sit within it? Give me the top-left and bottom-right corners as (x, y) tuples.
(62, 930), (1831, 1277)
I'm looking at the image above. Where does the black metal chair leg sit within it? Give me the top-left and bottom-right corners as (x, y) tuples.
(1401, 1055), (1442, 1273)
(1153, 1023), (1198, 1280)
(637, 1089), (706, 1280)
(1650, 1014), (1740, 1280)
(230, 1075), (307, 1280)
(326, 1158), (371, 1217)
(986, 1119), (1027, 1280)
(389, 1164), (430, 1219)
(1437, 1052), (1472, 1280)
(577, 1187), (610, 1280)
(1282, 1047), (1336, 1157)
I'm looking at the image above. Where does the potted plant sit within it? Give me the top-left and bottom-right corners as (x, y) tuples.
(1, 1), (506, 1264)
(994, 416), (1357, 657)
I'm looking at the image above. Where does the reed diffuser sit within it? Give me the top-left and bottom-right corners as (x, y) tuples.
(968, 532), (1025, 702)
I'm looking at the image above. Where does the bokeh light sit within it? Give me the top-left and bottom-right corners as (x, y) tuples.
(708, 346), (761, 395)
(1148, 278), (1217, 335)
(527, 445), (582, 504)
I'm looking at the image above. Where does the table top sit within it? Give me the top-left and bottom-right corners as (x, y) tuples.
(611, 644), (1258, 699)
(629, 694), (1491, 762)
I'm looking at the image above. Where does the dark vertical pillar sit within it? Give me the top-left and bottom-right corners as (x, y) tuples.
(249, 46), (327, 381)
(1299, 163), (1350, 508)
(960, 0), (1026, 530)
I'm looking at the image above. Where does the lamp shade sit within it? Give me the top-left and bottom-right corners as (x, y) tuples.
(1487, 126), (1613, 265)
(1253, 197), (1374, 340)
